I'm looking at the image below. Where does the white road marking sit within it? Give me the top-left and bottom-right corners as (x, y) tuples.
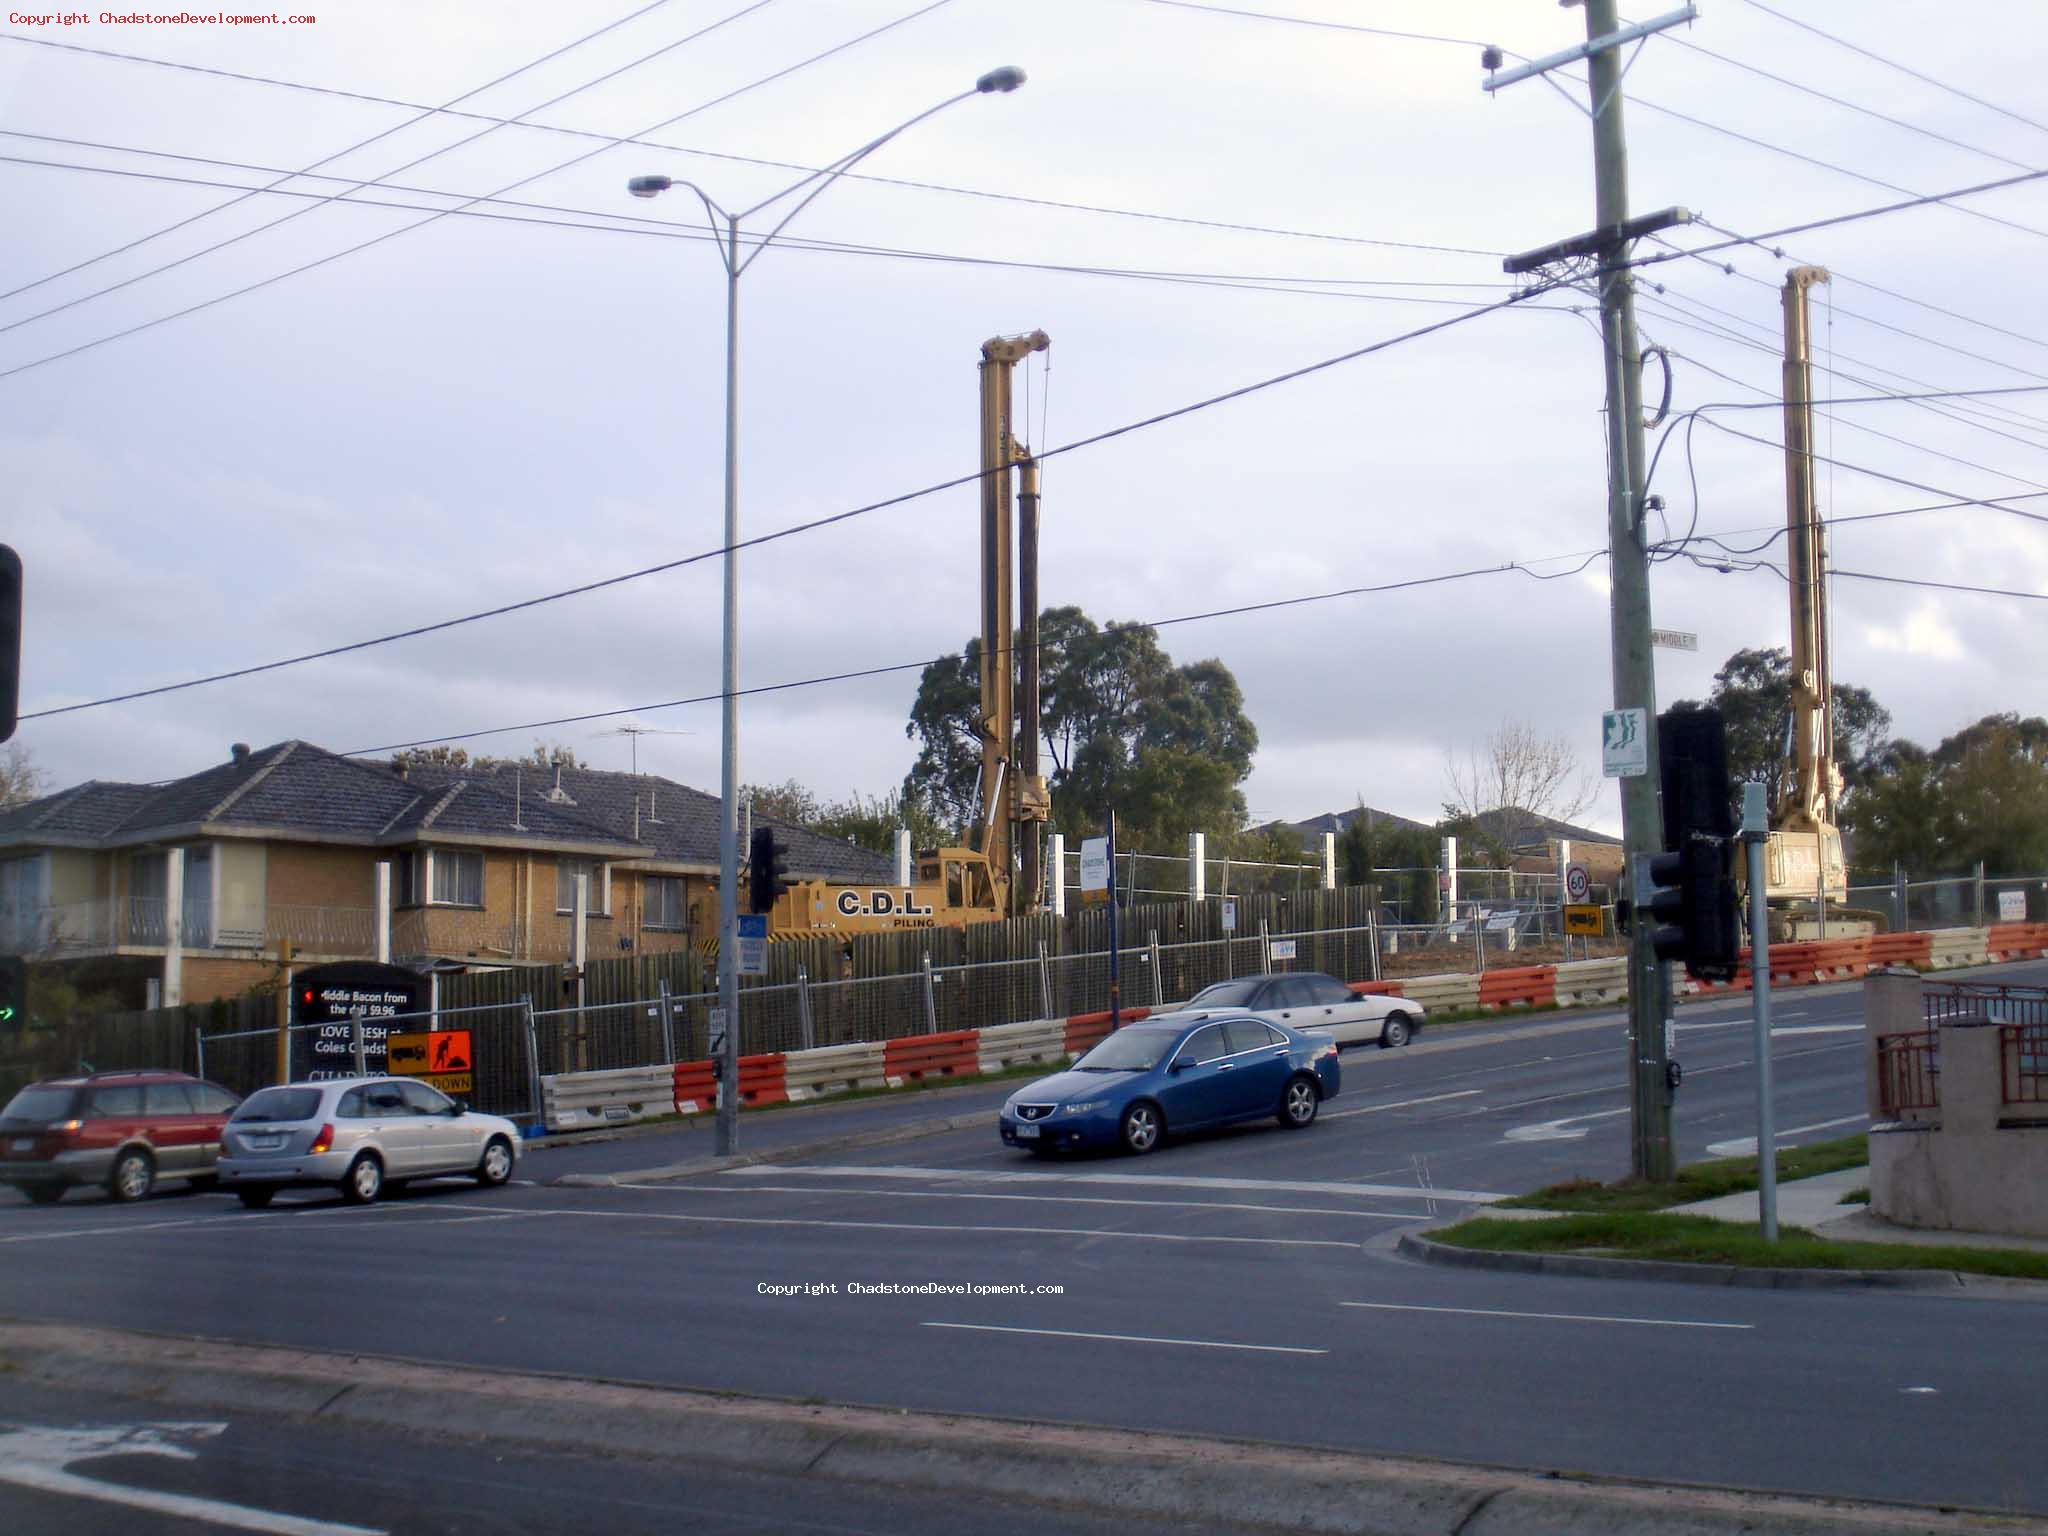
(1769, 1025), (1864, 1037)
(732, 1164), (1506, 1204)
(428, 1201), (1359, 1248)
(0, 1202), (405, 1245)
(1342, 1302), (1752, 1331)
(0, 1422), (384, 1536)
(1324, 1090), (1481, 1120)
(924, 1322), (1326, 1355)
(1703, 1114), (1868, 1158)
(1501, 1107), (1630, 1143)
(616, 1182), (1425, 1220)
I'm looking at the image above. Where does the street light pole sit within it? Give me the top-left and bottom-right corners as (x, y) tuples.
(630, 68), (1026, 1158)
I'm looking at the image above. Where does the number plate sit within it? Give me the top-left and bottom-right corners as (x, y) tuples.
(245, 1134), (285, 1152)
(9, 1137), (31, 1152)
(1013, 1122), (1040, 1140)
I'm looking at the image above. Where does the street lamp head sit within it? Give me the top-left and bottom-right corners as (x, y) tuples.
(975, 65), (1026, 93)
(627, 174), (673, 199)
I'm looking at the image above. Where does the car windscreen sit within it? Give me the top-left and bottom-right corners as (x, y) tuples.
(1186, 980), (1261, 1008)
(1, 1085), (79, 1123)
(1073, 1029), (1177, 1072)
(230, 1087), (325, 1123)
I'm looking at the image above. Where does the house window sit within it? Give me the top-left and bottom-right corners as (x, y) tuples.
(431, 850), (484, 907)
(645, 876), (685, 930)
(129, 850), (167, 902)
(556, 859), (609, 915)
(392, 851), (420, 907)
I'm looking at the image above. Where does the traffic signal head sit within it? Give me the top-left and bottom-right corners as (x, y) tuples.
(0, 954), (25, 1032)
(747, 825), (793, 915)
(0, 545), (20, 744)
(1649, 704), (1742, 981)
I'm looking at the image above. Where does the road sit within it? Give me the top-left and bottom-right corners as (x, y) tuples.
(2, 961), (2042, 1528)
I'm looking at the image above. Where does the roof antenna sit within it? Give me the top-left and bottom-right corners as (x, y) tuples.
(512, 768), (526, 832)
(634, 793), (642, 841)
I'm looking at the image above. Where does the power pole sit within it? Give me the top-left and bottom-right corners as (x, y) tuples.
(1491, 0), (1698, 1181)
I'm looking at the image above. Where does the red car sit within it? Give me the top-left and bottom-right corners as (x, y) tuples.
(0, 1070), (241, 1204)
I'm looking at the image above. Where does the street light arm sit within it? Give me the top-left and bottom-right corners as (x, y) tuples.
(733, 88), (980, 270)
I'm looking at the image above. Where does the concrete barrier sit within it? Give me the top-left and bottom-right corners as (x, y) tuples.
(1477, 965), (1555, 1011)
(1929, 927), (1990, 970)
(672, 1052), (789, 1113)
(1552, 957), (1627, 1007)
(1988, 921), (2048, 962)
(1063, 1007), (1147, 1056)
(1400, 974), (1481, 1013)
(541, 1065), (677, 1132)
(783, 1041), (888, 1102)
(977, 1019), (1068, 1076)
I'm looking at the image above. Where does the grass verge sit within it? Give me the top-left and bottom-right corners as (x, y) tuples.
(1495, 1134), (1869, 1213)
(1433, 1211), (2048, 1280)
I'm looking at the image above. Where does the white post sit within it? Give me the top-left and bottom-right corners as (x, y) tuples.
(1048, 832), (1067, 916)
(163, 847), (185, 1008)
(1188, 832), (1206, 904)
(573, 873), (589, 1011)
(1557, 838), (1572, 958)
(374, 860), (392, 964)
(894, 829), (912, 887)
(1321, 832), (1337, 891)
(1441, 835), (1458, 936)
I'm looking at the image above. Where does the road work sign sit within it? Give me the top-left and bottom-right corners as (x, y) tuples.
(1564, 904), (1603, 936)
(388, 1030), (473, 1096)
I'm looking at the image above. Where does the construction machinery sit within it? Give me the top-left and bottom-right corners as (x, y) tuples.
(1759, 268), (1870, 939)
(756, 331), (1052, 938)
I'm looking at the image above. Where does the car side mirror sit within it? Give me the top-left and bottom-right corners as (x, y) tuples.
(1168, 1060), (1188, 1074)
(448, 1100), (468, 1116)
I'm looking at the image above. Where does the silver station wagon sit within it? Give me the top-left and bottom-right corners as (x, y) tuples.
(217, 1076), (520, 1207)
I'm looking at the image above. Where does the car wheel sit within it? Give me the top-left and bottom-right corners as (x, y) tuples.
(1119, 1101), (1162, 1155)
(474, 1136), (514, 1187)
(236, 1187), (276, 1209)
(24, 1184), (65, 1206)
(108, 1148), (155, 1203)
(1278, 1074), (1320, 1129)
(340, 1153), (383, 1205)
(1380, 1011), (1414, 1050)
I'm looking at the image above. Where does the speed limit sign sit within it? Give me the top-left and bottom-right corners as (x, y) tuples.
(1564, 863), (1591, 904)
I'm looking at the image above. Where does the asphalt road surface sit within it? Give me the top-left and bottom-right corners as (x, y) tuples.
(2, 961), (2042, 1525)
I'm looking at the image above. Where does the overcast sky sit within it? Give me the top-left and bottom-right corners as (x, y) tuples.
(4, 0), (2045, 840)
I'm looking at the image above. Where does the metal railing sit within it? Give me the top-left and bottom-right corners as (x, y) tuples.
(1876, 1030), (1941, 1116)
(2001, 1024), (2048, 1108)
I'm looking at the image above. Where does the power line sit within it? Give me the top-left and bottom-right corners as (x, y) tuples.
(1737, 0), (2048, 142)
(19, 284), (1560, 722)
(1629, 166), (2048, 275)
(340, 554), (1598, 759)
(0, 32), (1505, 260)
(1132, 0), (1500, 52)
(1644, 25), (2038, 174)
(0, 0), (954, 380)
(0, 148), (1531, 309)
(0, 0), (689, 308)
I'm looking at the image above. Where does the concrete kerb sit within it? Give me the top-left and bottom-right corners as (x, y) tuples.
(0, 1319), (2032, 1536)
(1395, 1230), (1967, 1293)
(548, 1109), (999, 1186)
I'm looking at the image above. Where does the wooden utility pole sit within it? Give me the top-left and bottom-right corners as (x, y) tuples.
(275, 939), (294, 1085)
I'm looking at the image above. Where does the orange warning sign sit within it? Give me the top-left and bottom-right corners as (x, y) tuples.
(389, 1030), (472, 1077)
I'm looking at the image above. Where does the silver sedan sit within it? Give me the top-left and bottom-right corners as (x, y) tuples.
(216, 1076), (520, 1207)
(1181, 972), (1424, 1049)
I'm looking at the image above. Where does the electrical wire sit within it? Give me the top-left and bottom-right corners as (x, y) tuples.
(0, 0), (955, 381)
(338, 553), (1600, 759)
(0, 0), (690, 307)
(1736, 0), (2048, 142)
(0, 149), (1532, 311)
(1133, 0), (1502, 52)
(0, 0), (786, 342)
(0, 33), (1508, 261)
(17, 282), (1563, 723)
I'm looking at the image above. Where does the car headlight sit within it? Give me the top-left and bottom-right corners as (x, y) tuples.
(1062, 1099), (1109, 1115)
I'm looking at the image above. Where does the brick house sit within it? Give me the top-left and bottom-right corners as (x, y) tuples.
(0, 740), (890, 1007)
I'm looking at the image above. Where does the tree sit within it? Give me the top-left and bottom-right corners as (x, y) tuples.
(391, 740), (581, 776)
(1, 743), (43, 807)
(1335, 803), (1441, 922)
(1443, 720), (1595, 864)
(902, 606), (1260, 850)
(1668, 647), (1890, 817)
(1843, 714), (2048, 876)
(812, 788), (947, 856)
(744, 779), (821, 826)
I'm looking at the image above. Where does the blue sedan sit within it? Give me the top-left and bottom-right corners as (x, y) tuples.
(998, 1012), (1340, 1156)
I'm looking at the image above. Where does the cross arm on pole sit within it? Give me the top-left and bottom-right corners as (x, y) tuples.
(1481, 5), (1698, 92)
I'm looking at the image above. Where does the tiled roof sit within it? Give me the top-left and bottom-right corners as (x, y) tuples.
(405, 762), (892, 882)
(0, 781), (155, 840)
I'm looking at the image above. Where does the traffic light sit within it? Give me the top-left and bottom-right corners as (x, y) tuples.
(748, 825), (792, 915)
(0, 545), (20, 744)
(1646, 707), (1741, 981)
(0, 954), (26, 1032)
